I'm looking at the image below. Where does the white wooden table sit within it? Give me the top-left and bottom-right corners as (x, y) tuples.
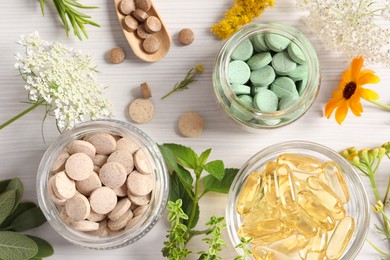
(0, 1), (389, 259)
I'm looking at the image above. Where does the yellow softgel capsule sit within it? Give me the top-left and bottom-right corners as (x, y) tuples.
(276, 164), (297, 211)
(277, 154), (323, 175)
(305, 229), (328, 256)
(291, 208), (318, 238)
(272, 234), (309, 254)
(237, 171), (263, 215)
(326, 216), (355, 260)
(253, 246), (290, 260)
(323, 161), (350, 203)
(242, 201), (280, 228)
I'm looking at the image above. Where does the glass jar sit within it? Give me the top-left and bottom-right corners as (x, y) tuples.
(213, 22), (321, 130)
(36, 119), (169, 249)
(226, 141), (369, 259)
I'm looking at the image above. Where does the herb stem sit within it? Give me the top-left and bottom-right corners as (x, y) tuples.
(0, 98), (45, 130)
(187, 174), (201, 230)
(367, 100), (390, 111)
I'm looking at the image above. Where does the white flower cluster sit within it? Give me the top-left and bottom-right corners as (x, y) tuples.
(15, 32), (111, 130)
(297, 0), (390, 67)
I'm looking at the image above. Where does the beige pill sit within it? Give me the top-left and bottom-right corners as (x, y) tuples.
(136, 24), (152, 39)
(65, 194), (91, 221)
(113, 183), (128, 197)
(133, 204), (148, 216)
(108, 209), (134, 231)
(107, 150), (134, 174)
(93, 165), (101, 174)
(72, 220), (99, 232)
(92, 154), (108, 167)
(108, 198), (131, 221)
(67, 140), (96, 158)
(132, 9), (149, 22)
(90, 187), (117, 215)
(48, 176), (66, 205)
(65, 153), (94, 181)
(123, 15), (139, 32)
(87, 209), (107, 222)
(99, 162), (127, 189)
(125, 215), (143, 230)
(87, 133), (117, 155)
(144, 16), (161, 33)
(86, 219), (109, 236)
(128, 192), (151, 206)
(52, 171), (76, 200)
(142, 36), (160, 54)
(59, 207), (72, 226)
(128, 98), (154, 124)
(178, 112), (204, 138)
(52, 149), (70, 174)
(179, 28), (194, 46)
(76, 171), (102, 196)
(108, 47), (126, 64)
(118, 0), (135, 15)
(134, 0), (151, 11)
(140, 82), (152, 99)
(116, 137), (140, 155)
(127, 170), (154, 196)
(134, 149), (152, 174)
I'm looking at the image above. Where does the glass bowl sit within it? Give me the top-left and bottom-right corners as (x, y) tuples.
(226, 141), (369, 259)
(36, 119), (169, 249)
(213, 22), (321, 130)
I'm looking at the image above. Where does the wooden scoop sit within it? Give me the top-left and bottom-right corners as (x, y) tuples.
(114, 0), (171, 62)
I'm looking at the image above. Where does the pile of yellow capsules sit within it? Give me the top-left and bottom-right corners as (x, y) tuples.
(237, 154), (354, 260)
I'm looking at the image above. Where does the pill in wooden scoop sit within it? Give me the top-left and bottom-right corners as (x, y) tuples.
(114, 0), (171, 62)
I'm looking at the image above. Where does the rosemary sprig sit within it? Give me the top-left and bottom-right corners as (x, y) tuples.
(161, 64), (204, 100)
(39, 0), (100, 40)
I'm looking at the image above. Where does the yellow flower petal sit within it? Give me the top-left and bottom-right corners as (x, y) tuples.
(359, 88), (379, 101)
(341, 68), (351, 83)
(349, 97), (363, 116)
(356, 70), (380, 86)
(335, 101), (349, 124)
(350, 56), (363, 81)
(324, 97), (343, 118)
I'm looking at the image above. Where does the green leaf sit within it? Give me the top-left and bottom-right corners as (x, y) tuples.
(39, 0), (45, 15)
(161, 143), (199, 169)
(199, 149), (211, 166)
(5, 178), (24, 212)
(10, 207), (46, 232)
(203, 160), (225, 181)
(203, 168), (239, 194)
(0, 190), (16, 225)
(0, 179), (12, 193)
(170, 173), (199, 229)
(0, 202), (37, 230)
(26, 236), (54, 258)
(0, 231), (38, 260)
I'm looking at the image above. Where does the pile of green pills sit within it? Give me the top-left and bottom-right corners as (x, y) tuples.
(228, 32), (309, 120)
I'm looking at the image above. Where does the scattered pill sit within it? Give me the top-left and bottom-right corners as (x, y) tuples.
(288, 42), (306, 64)
(87, 209), (107, 222)
(108, 47), (126, 64)
(128, 192), (151, 206)
(118, 0), (136, 15)
(123, 15), (139, 32)
(108, 150), (135, 174)
(116, 137), (140, 155)
(250, 65), (276, 87)
(231, 85), (251, 96)
(272, 52), (297, 76)
(87, 133), (117, 155)
(270, 77), (298, 99)
(178, 28), (194, 45)
(229, 60), (251, 85)
(133, 204), (148, 216)
(76, 171), (102, 196)
(128, 98), (154, 124)
(67, 140), (96, 158)
(125, 215), (143, 230)
(108, 209), (134, 231)
(250, 33), (269, 52)
(134, 149), (152, 174)
(140, 82), (152, 99)
(142, 35), (160, 54)
(265, 33), (291, 52)
(246, 52), (272, 71)
(108, 198), (131, 221)
(52, 171), (76, 200)
(136, 24), (152, 39)
(178, 111), (204, 138)
(52, 149), (70, 174)
(48, 176), (67, 205)
(72, 220), (99, 232)
(144, 16), (161, 33)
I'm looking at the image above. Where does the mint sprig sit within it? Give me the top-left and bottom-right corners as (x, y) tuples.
(0, 178), (53, 260)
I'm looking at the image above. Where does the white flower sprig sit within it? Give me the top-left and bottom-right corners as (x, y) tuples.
(1, 32), (111, 132)
(297, 0), (390, 67)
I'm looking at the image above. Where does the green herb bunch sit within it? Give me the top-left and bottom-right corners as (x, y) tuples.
(0, 178), (53, 260)
(39, 0), (100, 40)
(341, 143), (390, 258)
(159, 144), (238, 259)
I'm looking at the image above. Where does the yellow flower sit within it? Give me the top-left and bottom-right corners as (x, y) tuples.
(195, 64), (205, 73)
(324, 56), (380, 124)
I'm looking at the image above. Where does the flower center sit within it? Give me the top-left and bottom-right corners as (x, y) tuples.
(343, 82), (357, 99)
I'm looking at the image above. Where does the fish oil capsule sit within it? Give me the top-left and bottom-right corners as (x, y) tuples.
(293, 207), (318, 237)
(305, 229), (328, 258)
(323, 161), (350, 203)
(252, 224), (294, 244)
(263, 162), (280, 206)
(242, 201), (280, 228)
(297, 190), (336, 231)
(272, 234), (309, 254)
(306, 176), (345, 220)
(326, 216), (355, 259)
(277, 154), (323, 175)
(237, 171), (263, 215)
(276, 164), (297, 211)
(253, 246), (290, 260)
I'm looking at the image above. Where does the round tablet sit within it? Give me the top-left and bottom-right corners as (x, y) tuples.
(86, 219), (109, 236)
(72, 220), (99, 232)
(288, 42), (306, 64)
(136, 24), (151, 39)
(265, 33), (291, 52)
(76, 171), (102, 196)
(118, 0), (135, 15)
(92, 154), (108, 167)
(90, 187), (118, 215)
(127, 170), (154, 196)
(279, 95), (299, 110)
(125, 215), (143, 230)
(288, 64), (308, 81)
(228, 60), (251, 85)
(67, 140), (96, 158)
(144, 16), (161, 33)
(250, 33), (269, 52)
(231, 39), (253, 61)
(128, 98), (154, 124)
(107, 150), (135, 174)
(254, 89), (279, 112)
(270, 77), (299, 99)
(108, 47), (126, 64)
(87, 132), (117, 155)
(65, 194), (91, 221)
(142, 36), (160, 54)
(132, 9), (149, 22)
(48, 176), (67, 205)
(178, 28), (194, 45)
(108, 209), (134, 231)
(113, 183), (128, 197)
(231, 85), (251, 96)
(178, 112), (204, 138)
(99, 162), (127, 189)
(116, 137), (140, 155)
(271, 52), (297, 76)
(247, 52), (272, 70)
(134, 149), (152, 174)
(133, 205), (148, 216)
(123, 15), (139, 32)
(65, 153), (94, 181)
(87, 209), (106, 222)
(128, 192), (151, 206)
(135, 0), (151, 12)
(108, 198), (131, 221)
(52, 149), (69, 173)
(250, 65), (276, 87)
(52, 171), (76, 200)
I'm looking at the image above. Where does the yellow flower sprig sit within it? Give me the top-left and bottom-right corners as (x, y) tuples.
(211, 0), (274, 40)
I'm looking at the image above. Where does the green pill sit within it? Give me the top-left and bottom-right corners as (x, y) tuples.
(251, 86), (269, 97)
(279, 95), (299, 110)
(265, 33), (291, 52)
(254, 88), (278, 112)
(228, 60), (251, 85)
(238, 94), (254, 108)
(250, 33), (270, 52)
(270, 77), (298, 99)
(288, 64), (308, 81)
(231, 84), (251, 95)
(232, 39), (253, 61)
(287, 42), (306, 64)
(250, 65), (276, 87)
(272, 52), (297, 76)
(297, 76), (309, 96)
(247, 52), (272, 70)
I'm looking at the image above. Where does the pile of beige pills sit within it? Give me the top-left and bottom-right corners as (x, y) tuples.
(119, 0), (162, 54)
(48, 132), (155, 236)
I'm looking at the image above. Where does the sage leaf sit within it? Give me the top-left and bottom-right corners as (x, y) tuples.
(26, 236), (54, 258)
(203, 160), (225, 181)
(198, 149), (211, 166)
(0, 202), (37, 230)
(9, 207), (46, 232)
(161, 144), (199, 169)
(0, 231), (38, 260)
(203, 168), (239, 194)
(0, 190), (16, 225)
(5, 178), (24, 212)
(0, 180), (12, 194)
